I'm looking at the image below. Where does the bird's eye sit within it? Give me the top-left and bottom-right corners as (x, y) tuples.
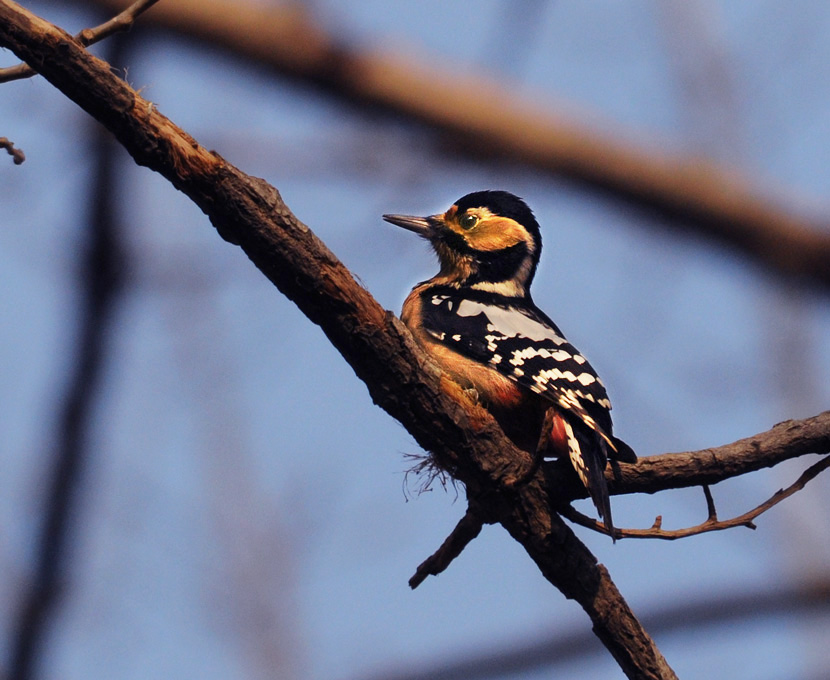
(459, 214), (478, 230)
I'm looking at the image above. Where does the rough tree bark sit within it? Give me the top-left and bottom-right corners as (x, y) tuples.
(2, 3), (828, 678)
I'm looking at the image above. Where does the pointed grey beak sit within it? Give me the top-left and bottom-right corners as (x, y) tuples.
(382, 213), (434, 237)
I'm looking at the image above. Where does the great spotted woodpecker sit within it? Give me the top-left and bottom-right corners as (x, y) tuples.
(384, 190), (635, 536)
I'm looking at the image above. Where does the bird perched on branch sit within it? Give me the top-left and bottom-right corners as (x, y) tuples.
(384, 190), (635, 537)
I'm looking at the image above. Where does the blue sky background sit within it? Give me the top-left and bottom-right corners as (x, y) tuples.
(1, 1), (829, 679)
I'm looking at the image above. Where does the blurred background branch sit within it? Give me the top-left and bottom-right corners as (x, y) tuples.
(61, 0), (830, 290)
(7, 32), (129, 680)
(358, 578), (830, 680)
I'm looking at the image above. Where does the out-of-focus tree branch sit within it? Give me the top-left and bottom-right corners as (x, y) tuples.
(63, 0), (828, 291)
(7, 32), (128, 680)
(358, 578), (830, 680)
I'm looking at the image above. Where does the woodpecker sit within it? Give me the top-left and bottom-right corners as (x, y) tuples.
(384, 190), (635, 537)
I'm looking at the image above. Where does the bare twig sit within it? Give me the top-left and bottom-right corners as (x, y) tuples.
(0, 0), (158, 83)
(560, 455), (830, 540)
(702, 483), (717, 521)
(409, 506), (485, 589)
(0, 135), (24, 163)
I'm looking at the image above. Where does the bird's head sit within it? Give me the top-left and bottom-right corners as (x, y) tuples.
(383, 190), (542, 298)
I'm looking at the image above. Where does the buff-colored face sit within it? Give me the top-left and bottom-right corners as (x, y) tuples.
(383, 198), (540, 297)
(441, 204), (537, 255)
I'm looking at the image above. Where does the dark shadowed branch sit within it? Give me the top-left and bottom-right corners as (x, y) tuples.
(409, 505), (485, 589)
(551, 411), (830, 504)
(407, 414), (830, 584)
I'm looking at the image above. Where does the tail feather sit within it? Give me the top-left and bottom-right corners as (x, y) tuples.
(610, 436), (637, 463)
(562, 419), (615, 540)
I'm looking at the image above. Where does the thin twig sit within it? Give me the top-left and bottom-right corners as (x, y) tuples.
(702, 484), (717, 521)
(0, 0), (159, 83)
(561, 455), (830, 540)
(0, 135), (24, 163)
(409, 506), (485, 589)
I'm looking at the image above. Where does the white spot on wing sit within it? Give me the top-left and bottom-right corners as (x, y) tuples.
(577, 372), (596, 386)
(455, 300), (568, 345)
(533, 367), (597, 387)
(509, 347), (573, 366)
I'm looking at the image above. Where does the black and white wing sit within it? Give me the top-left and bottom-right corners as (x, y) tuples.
(420, 289), (616, 448)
